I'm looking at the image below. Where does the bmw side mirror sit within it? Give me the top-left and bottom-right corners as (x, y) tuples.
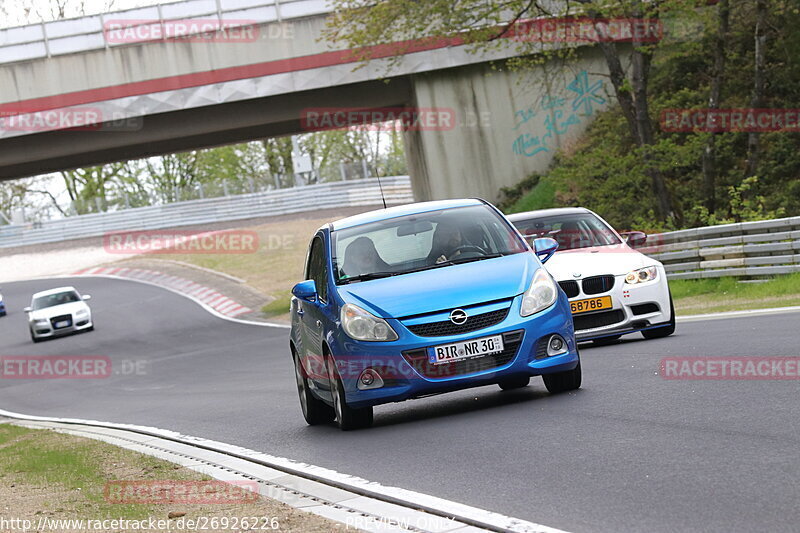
(533, 237), (559, 263)
(623, 231), (647, 248)
(291, 280), (317, 302)
(23, 307), (32, 313)
(82, 294), (92, 301)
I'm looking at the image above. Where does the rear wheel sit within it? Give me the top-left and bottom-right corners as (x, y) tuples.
(293, 352), (335, 425)
(642, 294), (676, 339)
(498, 376), (530, 391)
(327, 354), (373, 431)
(543, 362), (582, 394)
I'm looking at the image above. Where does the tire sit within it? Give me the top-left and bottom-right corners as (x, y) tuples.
(326, 354), (373, 431)
(498, 376), (530, 391)
(293, 352), (335, 425)
(30, 330), (40, 343)
(87, 325), (95, 332)
(592, 335), (621, 346)
(542, 362), (582, 394)
(642, 293), (676, 340)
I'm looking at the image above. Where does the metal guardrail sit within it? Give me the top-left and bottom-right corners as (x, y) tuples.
(642, 216), (800, 280)
(0, 177), (414, 249)
(0, 0), (329, 65)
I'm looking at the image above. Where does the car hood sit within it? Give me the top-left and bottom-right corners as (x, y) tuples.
(28, 302), (88, 320)
(543, 246), (659, 280)
(337, 253), (536, 318)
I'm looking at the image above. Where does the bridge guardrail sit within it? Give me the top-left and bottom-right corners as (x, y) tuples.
(0, 176), (413, 249)
(0, 0), (329, 65)
(641, 216), (800, 280)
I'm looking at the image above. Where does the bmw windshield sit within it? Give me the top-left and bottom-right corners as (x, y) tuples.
(332, 205), (527, 284)
(513, 213), (621, 251)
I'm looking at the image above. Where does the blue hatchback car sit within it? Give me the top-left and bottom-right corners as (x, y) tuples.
(290, 199), (581, 430)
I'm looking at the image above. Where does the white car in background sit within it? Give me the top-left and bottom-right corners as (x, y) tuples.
(24, 286), (94, 343)
(509, 208), (674, 344)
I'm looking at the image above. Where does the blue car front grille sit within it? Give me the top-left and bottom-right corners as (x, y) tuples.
(405, 307), (509, 337)
(402, 330), (524, 379)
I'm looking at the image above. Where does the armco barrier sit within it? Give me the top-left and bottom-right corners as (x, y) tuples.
(0, 177), (413, 249)
(642, 216), (800, 280)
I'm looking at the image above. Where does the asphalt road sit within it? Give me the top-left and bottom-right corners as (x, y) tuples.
(1, 277), (798, 533)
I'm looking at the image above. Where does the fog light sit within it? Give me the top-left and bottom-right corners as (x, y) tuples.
(357, 369), (385, 390)
(547, 335), (568, 356)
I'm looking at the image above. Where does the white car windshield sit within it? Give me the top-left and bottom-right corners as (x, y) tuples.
(32, 291), (81, 310)
(513, 213), (621, 251)
(332, 205), (527, 284)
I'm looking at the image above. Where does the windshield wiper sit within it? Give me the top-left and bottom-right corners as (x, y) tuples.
(401, 253), (505, 275)
(339, 272), (399, 284)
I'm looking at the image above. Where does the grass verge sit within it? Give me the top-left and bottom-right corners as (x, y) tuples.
(671, 273), (800, 315)
(0, 423), (342, 532)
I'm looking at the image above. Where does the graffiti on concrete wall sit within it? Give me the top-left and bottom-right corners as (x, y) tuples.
(511, 71), (606, 157)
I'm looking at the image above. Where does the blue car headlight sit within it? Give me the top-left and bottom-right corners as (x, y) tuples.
(341, 303), (399, 342)
(520, 268), (558, 317)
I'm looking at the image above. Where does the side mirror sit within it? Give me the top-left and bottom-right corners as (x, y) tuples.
(623, 231), (647, 248)
(291, 280), (317, 302)
(82, 294), (92, 301)
(533, 237), (559, 263)
(23, 307), (32, 313)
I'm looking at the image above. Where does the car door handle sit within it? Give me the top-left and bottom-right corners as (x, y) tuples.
(296, 307), (304, 317)
(316, 320), (322, 329)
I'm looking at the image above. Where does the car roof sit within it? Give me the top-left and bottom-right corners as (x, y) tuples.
(506, 207), (593, 223)
(32, 286), (78, 298)
(330, 199), (486, 231)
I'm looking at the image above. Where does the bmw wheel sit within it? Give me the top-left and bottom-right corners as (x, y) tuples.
(642, 293), (676, 339)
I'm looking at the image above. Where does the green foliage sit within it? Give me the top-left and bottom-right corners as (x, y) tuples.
(504, 0), (800, 229)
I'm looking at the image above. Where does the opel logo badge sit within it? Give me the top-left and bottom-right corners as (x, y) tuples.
(449, 308), (468, 325)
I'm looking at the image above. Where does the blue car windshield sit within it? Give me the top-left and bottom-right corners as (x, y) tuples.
(332, 205), (527, 284)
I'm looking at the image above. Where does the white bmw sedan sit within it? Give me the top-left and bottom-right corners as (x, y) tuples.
(509, 208), (674, 344)
(24, 286), (94, 343)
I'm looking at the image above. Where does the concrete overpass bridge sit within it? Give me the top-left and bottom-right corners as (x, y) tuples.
(0, 0), (615, 201)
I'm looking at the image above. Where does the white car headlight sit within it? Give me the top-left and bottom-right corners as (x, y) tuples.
(340, 303), (398, 342)
(520, 268), (558, 317)
(75, 309), (89, 316)
(625, 266), (659, 284)
(33, 318), (48, 324)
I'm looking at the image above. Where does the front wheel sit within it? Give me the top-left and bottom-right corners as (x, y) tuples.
(642, 294), (676, 339)
(542, 362), (582, 394)
(30, 330), (40, 343)
(293, 352), (335, 425)
(327, 354), (373, 431)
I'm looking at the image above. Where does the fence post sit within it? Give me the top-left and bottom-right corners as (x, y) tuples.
(361, 160), (369, 179)
(223, 179), (229, 196)
(339, 162), (347, 181)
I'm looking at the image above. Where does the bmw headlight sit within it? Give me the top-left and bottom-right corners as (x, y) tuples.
(625, 266), (659, 284)
(340, 303), (398, 342)
(520, 268), (558, 317)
